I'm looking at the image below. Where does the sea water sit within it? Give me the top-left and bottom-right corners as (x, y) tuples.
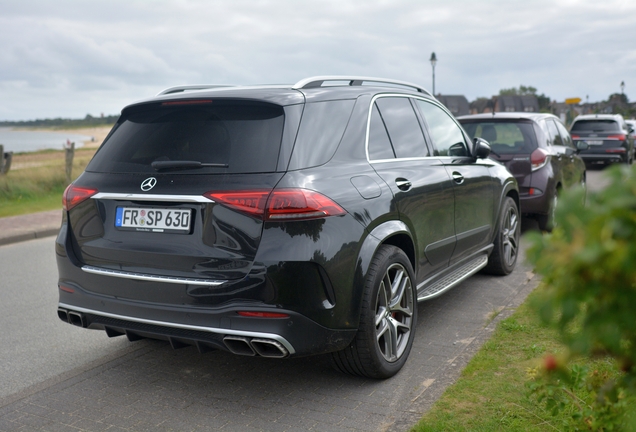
(0, 127), (93, 153)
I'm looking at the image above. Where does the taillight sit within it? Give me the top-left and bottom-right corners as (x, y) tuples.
(530, 148), (550, 171)
(571, 134), (580, 140)
(607, 134), (626, 140)
(205, 188), (346, 221)
(266, 189), (346, 220)
(63, 185), (98, 211)
(203, 190), (270, 217)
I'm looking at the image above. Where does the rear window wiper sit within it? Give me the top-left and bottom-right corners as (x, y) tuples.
(151, 160), (229, 171)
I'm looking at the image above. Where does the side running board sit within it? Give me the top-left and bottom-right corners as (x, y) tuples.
(417, 254), (488, 301)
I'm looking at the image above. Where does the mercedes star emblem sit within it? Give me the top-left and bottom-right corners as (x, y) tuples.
(140, 177), (157, 191)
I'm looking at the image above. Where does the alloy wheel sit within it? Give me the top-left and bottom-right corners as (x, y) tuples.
(501, 206), (519, 267)
(374, 263), (414, 363)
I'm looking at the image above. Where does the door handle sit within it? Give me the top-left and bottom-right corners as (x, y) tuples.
(452, 172), (464, 184)
(395, 178), (412, 191)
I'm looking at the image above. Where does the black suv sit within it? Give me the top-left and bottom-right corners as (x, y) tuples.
(56, 76), (519, 379)
(570, 114), (635, 165)
(458, 112), (586, 231)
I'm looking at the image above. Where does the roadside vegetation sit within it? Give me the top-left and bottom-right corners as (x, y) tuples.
(414, 164), (636, 431)
(0, 147), (96, 217)
(0, 114), (119, 129)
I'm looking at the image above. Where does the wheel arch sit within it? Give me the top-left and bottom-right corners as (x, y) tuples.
(360, 220), (416, 274)
(351, 220), (416, 322)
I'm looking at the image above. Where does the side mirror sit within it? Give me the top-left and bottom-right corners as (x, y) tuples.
(576, 141), (589, 151)
(473, 137), (491, 159)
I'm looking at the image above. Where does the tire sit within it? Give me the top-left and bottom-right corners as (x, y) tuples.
(536, 190), (558, 232)
(330, 245), (417, 379)
(483, 197), (520, 275)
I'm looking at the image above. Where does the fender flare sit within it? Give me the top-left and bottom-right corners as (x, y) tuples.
(348, 220), (415, 325)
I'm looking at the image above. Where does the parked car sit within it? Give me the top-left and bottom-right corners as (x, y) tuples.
(626, 119), (636, 141)
(569, 114), (634, 166)
(56, 76), (519, 379)
(458, 112), (586, 231)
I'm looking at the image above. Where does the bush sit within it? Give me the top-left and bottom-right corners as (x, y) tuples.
(525, 165), (636, 429)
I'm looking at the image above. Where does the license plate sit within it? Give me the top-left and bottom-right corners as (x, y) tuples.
(115, 207), (191, 233)
(586, 140), (603, 145)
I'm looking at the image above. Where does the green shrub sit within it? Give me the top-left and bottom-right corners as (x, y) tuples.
(526, 165), (636, 429)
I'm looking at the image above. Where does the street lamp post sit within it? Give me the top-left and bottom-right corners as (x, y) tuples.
(621, 81), (625, 95)
(429, 52), (437, 96)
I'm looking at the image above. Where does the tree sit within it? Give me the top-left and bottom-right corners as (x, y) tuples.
(499, 85), (537, 96)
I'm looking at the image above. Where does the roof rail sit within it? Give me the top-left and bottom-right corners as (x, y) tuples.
(156, 85), (233, 96)
(292, 76), (433, 97)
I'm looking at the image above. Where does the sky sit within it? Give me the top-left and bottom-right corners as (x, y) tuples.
(0, 0), (635, 121)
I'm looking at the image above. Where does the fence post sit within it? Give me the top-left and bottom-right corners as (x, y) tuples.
(0, 144), (13, 175)
(65, 141), (75, 183)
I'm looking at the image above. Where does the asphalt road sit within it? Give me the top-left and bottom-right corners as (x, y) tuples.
(0, 167), (612, 431)
(0, 237), (539, 431)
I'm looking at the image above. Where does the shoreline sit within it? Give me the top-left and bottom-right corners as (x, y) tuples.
(6, 126), (112, 170)
(9, 125), (113, 150)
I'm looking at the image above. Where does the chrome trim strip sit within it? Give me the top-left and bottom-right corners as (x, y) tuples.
(365, 93), (466, 163)
(58, 302), (296, 354)
(365, 94), (437, 162)
(92, 193), (213, 203)
(81, 265), (225, 286)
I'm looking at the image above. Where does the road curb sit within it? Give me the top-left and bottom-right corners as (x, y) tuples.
(0, 210), (61, 247)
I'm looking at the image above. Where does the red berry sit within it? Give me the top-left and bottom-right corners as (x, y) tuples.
(544, 355), (557, 371)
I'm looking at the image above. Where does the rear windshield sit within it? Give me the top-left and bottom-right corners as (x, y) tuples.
(570, 120), (620, 132)
(86, 101), (285, 174)
(459, 120), (537, 154)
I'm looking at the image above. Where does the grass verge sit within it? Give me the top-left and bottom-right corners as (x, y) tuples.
(410, 284), (629, 431)
(0, 148), (95, 217)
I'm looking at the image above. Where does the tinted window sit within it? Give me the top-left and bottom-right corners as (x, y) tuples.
(460, 120), (537, 154)
(87, 102), (285, 174)
(367, 104), (396, 160)
(554, 120), (574, 148)
(545, 119), (563, 146)
(374, 97), (428, 158)
(289, 99), (355, 169)
(571, 120), (620, 132)
(415, 100), (467, 156)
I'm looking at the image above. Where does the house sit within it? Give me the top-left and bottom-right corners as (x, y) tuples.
(494, 95), (539, 113)
(436, 95), (470, 117)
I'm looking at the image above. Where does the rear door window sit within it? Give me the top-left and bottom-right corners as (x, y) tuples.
(554, 120), (574, 149)
(86, 101), (285, 174)
(545, 119), (564, 146)
(370, 97), (429, 159)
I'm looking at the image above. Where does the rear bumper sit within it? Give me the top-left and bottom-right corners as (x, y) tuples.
(580, 153), (627, 164)
(519, 192), (551, 216)
(56, 284), (356, 357)
(55, 212), (364, 358)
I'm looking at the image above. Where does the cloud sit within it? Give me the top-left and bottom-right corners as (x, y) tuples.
(0, 0), (634, 120)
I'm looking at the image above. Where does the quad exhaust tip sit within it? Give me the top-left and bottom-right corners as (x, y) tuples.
(223, 336), (289, 358)
(58, 308), (86, 328)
